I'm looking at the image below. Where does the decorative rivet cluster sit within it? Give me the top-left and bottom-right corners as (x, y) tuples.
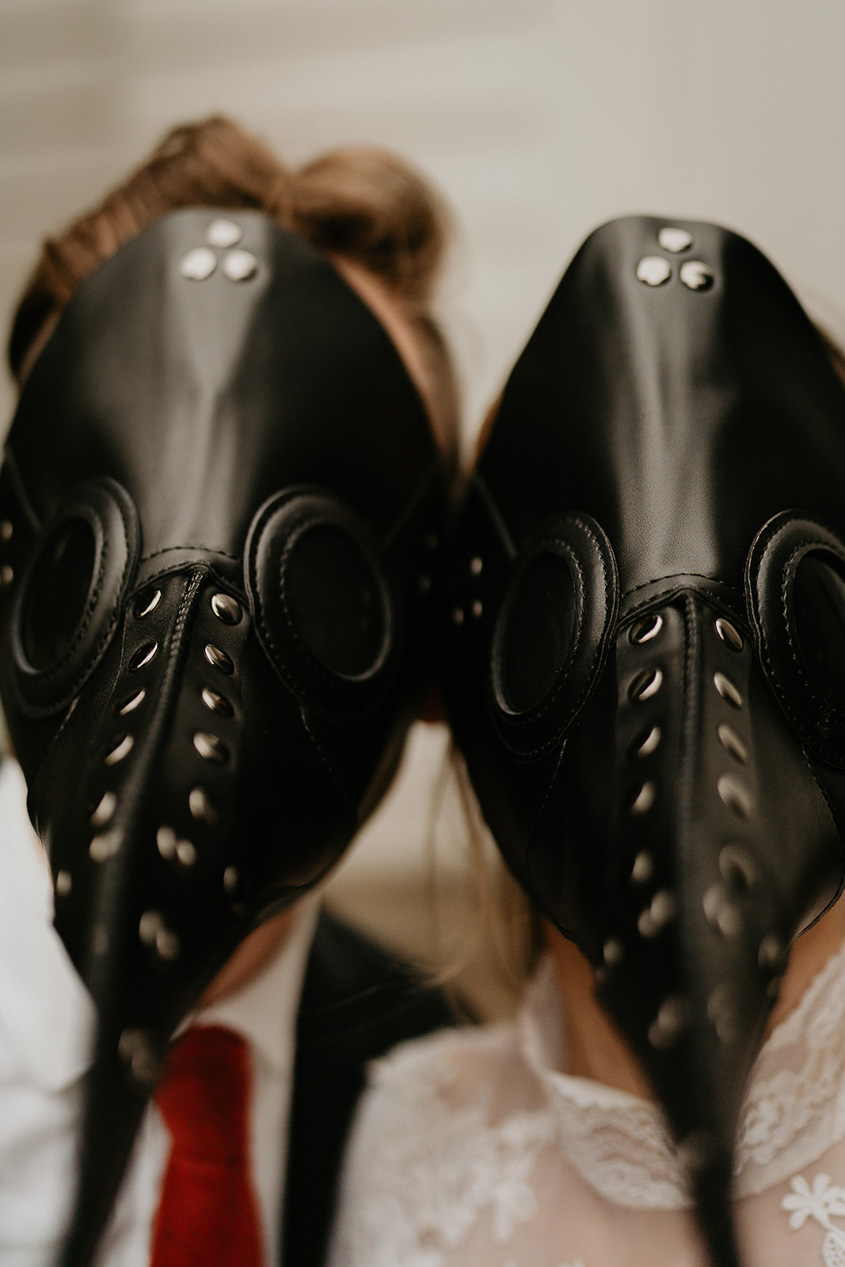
(179, 219), (258, 285)
(636, 226), (715, 293)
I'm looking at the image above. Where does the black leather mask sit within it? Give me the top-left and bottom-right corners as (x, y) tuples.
(0, 209), (447, 1265)
(442, 215), (845, 1267)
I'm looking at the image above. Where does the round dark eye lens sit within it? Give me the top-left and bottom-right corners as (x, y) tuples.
(22, 518), (96, 670)
(498, 553), (576, 714)
(284, 525), (389, 678)
(793, 554), (845, 702)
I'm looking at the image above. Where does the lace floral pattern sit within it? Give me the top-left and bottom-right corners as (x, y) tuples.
(782, 1174), (845, 1266)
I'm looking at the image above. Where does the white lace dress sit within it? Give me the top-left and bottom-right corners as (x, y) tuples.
(329, 941), (845, 1267)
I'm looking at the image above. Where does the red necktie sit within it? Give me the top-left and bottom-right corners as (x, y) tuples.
(151, 1025), (264, 1267)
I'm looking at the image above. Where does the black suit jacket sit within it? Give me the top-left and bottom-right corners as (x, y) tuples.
(280, 910), (463, 1266)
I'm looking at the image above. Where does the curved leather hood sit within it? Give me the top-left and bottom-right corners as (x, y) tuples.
(441, 214), (845, 1267)
(0, 208), (447, 1265)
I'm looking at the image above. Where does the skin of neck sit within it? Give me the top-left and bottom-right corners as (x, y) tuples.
(545, 896), (845, 1098)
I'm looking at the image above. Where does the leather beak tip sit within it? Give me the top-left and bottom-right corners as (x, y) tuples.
(688, 1153), (745, 1267)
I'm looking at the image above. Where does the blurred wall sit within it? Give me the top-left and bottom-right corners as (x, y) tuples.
(3, 0), (845, 991)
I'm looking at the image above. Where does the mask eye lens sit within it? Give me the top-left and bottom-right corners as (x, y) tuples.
(497, 553), (576, 714)
(284, 525), (388, 679)
(21, 518), (96, 671)
(793, 554), (845, 700)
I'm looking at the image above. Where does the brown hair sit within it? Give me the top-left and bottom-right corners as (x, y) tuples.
(8, 115), (458, 465)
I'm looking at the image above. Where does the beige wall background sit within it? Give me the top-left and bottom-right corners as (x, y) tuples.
(3, 0), (845, 1011)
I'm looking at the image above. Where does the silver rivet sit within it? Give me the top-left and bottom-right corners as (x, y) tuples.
(603, 937), (624, 966)
(470, 556), (483, 576)
(452, 607), (465, 626)
(719, 843), (757, 892)
(118, 1028), (160, 1089)
(180, 246), (217, 281)
(703, 882), (743, 937)
(658, 226), (693, 254)
(680, 260), (715, 292)
(708, 985), (741, 1044)
(637, 256), (672, 287)
(629, 667), (663, 702)
(130, 642), (158, 671)
(471, 599), (483, 619)
(156, 826), (177, 861)
(636, 725), (662, 758)
(91, 791), (117, 829)
(134, 589), (161, 618)
(629, 613), (664, 644)
(204, 644), (234, 674)
(714, 672), (742, 708)
(104, 734), (134, 766)
(206, 218), (242, 249)
(418, 574), (432, 595)
(222, 248), (257, 282)
(715, 617), (743, 651)
(758, 933), (786, 972)
(201, 687), (233, 716)
(189, 786), (218, 825)
(650, 890), (677, 928)
(717, 722), (748, 764)
(719, 904), (743, 938)
(156, 928), (181, 961)
(0, 565), (14, 587)
(631, 851), (654, 883)
(117, 689), (146, 716)
(631, 781), (656, 816)
(0, 520), (12, 542)
(638, 909), (658, 937)
(648, 995), (690, 1048)
(176, 840), (197, 867)
(223, 865), (239, 895)
(90, 830), (121, 862)
(210, 593), (242, 625)
(139, 910), (163, 945)
(194, 731), (229, 763)
(718, 774), (752, 818)
(55, 870), (72, 897)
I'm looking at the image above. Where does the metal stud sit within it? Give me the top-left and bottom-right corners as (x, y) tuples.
(130, 642), (158, 671)
(658, 227), (693, 254)
(631, 781), (656, 816)
(194, 731), (229, 763)
(758, 933), (786, 972)
(204, 644), (234, 674)
(703, 882), (743, 937)
(470, 556), (483, 576)
(211, 593), (242, 625)
(452, 607), (465, 626)
(636, 256), (672, 287)
(201, 687), (233, 716)
(629, 613), (663, 644)
(180, 247), (217, 281)
(631, 851), (654, 883)
(118, 1028), (160, 1089)
(104, 734), (134, 766)
(717, 722), (748, 764)
(117, 689), (146, 716)
(156, 826), (177, 861)
(55, 870), (72, 897)
(718, 774), (752, 818)
(223, 865), (239, 895)
(0, 565), (14, 587)
(222, 248), (258, 282)
(206, 218), (242, 249)
(176, 840), (197, 867)
(0, 519), (12, 542)
(90, 830), (121, 862)
(635, 725), (662, 758)
(708, 985), (740, 1044)
(139, 910), (181, 961)
(189, 786), (218, 825)
(629, 668), (663, 702)
(715, 617), (743, 651)
(714, 672), (743, 708)
(650, 890), (677, 928)
(719, 843), (757, 892)
(680, 260), (715, 292)
(471, 599), (483, 619)
(648, 995), (690, 1048)
(134, 589), (162, 618)
(91, 791), (117, 829)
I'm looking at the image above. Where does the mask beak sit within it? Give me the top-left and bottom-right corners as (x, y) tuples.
(538, 588), (842, 1267)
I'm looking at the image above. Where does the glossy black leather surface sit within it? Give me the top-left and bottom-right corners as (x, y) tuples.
(0, 210), (447, 1266)
(442, 215), (845, 1267)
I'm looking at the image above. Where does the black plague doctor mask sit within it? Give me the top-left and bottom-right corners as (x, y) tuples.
(441, 214), (845, 1267)
(0, 208), (448, 1266)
